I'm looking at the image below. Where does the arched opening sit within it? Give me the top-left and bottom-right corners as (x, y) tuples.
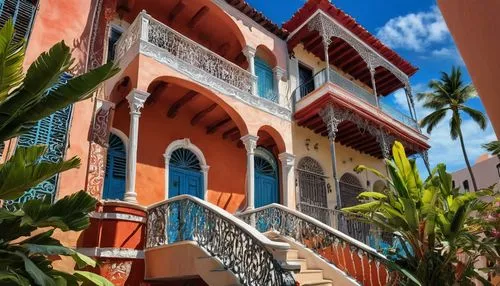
(338, 172), (370, 243)
(254, 147), (279, 208)
(297, 156), (329, 224)
(255, 45), (278, 102)
(167, 145), (204, 199)
(103, 133), (127, 200)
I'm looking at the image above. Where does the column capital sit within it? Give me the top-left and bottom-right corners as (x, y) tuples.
(320, 104), (344, 141)
(126, 89), (150, 115)
(273, 66), (286, 80)
(278, 152), (295, 167)
(240, 134), (259, 153)
(242, 46), (256, 58)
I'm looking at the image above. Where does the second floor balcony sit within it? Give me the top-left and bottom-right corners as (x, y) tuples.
(113, 10), (291, 120)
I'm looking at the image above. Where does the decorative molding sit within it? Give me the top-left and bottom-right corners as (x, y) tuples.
(278, 152), (295, 168)
(89, 212), (146, 223)
(240, 134), (259, 154)
(126, 89), (150, 115)
(77, 248), (144, 259)
(163, 139), (209, 200)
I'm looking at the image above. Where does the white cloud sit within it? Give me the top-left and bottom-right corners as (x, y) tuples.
(393, 85), (497, 172)
(376, 6), (450, 51)
(430, 46), (465, 65)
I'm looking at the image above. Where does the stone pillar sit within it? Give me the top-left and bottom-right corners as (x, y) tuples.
(278, 152), (295, 208)
(320, 105), (343, 209)
(273, 66), (285, 105)
(289, 56), (300, 108)
(125, 89), (150, 203)
(241, 134), (259, 210)
(243, 46), (258, 96)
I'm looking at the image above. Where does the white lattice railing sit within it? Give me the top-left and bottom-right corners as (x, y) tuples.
(114, 11), (255, 95)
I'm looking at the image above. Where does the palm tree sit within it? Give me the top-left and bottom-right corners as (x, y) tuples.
(483, 140), (500, 158)
(417, 67), (486, 192)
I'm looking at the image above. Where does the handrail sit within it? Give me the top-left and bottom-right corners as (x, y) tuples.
(146, 195), (295, 286)
(237, 203), (403, 285)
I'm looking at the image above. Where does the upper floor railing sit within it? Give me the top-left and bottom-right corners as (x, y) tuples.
(238, 203), (405, 285)
(115, 11), (256, 95)
(146, 195), (295, 286)
(292, 68), (419, 130)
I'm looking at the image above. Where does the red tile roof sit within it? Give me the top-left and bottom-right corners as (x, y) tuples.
(283, 0), (418, 77)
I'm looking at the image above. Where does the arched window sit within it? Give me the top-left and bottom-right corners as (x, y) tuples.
(297, 157), (329, 224)
(102, 133), (127, 200)
(496, 163), (500, 178)
(339, 172), (370, 242)
(463, 180), (469, 192)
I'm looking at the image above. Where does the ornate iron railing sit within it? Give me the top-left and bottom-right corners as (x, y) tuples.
(238, 204), (404, 285)
(291, 68), (418, 130)
(114, 11), (255, 95)
(146, 195), (295, 286)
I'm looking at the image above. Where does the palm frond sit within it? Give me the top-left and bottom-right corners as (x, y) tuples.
(420, 108), (448, 134)
(482, 140), (500, 156)
(461, 106), (487, 130)
(449, 111), (462, 140)
(0, 19), (25, 103)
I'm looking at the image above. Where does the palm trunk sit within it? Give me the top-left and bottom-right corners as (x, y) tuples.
(457, 126), (478, 192)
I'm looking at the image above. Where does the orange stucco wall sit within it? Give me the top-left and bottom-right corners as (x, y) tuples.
(438, 0), (500, 137)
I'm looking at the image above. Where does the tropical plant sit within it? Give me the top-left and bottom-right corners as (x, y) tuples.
(342, 141), (499, 286)
(417, 66), (486, 192)
(0, 18), (119, 285)
(483, 140), (500, 157)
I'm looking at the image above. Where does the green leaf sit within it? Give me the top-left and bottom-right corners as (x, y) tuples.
(21, 190), (97, 231)
(73, 271), (114, 286)
(0, 250), (56, 286)
(341, 201), (381, 213)
(0, 270), (31, 286)
(0, 145), (80, 200)
(0, 19), (25, 103)
(20, 229), (60, 246)
(22, 244), (96, 269)
(357, 191), (387, 201)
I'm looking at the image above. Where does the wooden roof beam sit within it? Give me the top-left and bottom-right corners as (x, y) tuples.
(191, 103), (217, 126)
(188, 6), (210, 29)
(168, 1), (185, 23)
(167, 90), (198, 118)
(207, 117), (231, 134)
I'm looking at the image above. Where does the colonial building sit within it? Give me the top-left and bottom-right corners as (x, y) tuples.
(1, 0), (430, 285)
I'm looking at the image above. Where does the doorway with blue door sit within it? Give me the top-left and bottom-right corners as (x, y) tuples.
(168, 148), (204, 199)
(103, 133), (127, 200)
(254, 147), (279, 208)
(255, 56), (277, 102)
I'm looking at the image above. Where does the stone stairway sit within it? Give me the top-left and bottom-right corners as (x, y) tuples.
(270, 234), (334, 286)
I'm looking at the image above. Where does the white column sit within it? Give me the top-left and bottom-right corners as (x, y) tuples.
(125, 89), (150, 203)
(278, 152), (295, 208)
(273, 66), (285, 105)
(241, 134), (259, 210)
(289, 56), (300, 102)
(243, 46), (258, 96)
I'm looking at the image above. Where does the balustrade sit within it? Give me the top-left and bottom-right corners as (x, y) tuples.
(146, 195), (295, 286)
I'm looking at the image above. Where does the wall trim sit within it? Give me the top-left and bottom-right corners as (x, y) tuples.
(77, 247), (144, 259)
(89, 212), (146, 223)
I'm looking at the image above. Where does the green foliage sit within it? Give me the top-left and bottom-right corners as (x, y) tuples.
(0, 19), (118, 285)
(483, 140), (500, 157)
(343, 141), (500, 285)
(417, 66), (486, 192)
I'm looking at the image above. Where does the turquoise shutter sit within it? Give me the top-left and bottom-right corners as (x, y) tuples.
(4, 73), (73, 211)
(102, 134), (127, 200)
(0, 0), (37, 42)
(255, 57), (276, 102)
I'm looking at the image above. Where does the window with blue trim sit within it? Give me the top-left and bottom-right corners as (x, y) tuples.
(255, 57), (276, 103)
(0, 0), (38, 42)
(4, 73), (73, 211)
(102, 133), (126, 200)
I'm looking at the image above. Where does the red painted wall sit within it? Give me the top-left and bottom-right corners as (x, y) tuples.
(112, 96), (248, 212)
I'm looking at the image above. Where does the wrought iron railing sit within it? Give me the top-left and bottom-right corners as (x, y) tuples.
(114, 11), (256, 95)
(146, 195), (295, 286)
(238, 203), (404, 285)
(291, 68), (418, 130)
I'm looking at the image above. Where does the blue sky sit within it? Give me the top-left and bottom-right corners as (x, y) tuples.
(246, 0), (498, 173)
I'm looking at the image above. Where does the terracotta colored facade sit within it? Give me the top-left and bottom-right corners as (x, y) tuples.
(3, 0), (430, 284)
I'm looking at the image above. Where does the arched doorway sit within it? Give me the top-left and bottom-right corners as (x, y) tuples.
(339, 173), (370, 243)
(297, 157), (329, 224)
(103, 133), (127, 200)
(168, 148), (204, 199)
(254, 147), (279, 208)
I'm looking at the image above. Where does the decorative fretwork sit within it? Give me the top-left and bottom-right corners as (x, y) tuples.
(146, 196), (295, 286)
(307, 12), (409, 84)
(238, 204), (403, 285)
(170, 148), (201, 171)
(4, 105), (73, 210)
(255, 147), (277, 176)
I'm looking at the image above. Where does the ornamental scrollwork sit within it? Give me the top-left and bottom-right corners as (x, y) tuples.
(146, 197), (295, 286)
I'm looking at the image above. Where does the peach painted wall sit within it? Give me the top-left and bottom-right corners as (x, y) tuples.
(451, 155), (500, 193)
(438, 0), (500, 137)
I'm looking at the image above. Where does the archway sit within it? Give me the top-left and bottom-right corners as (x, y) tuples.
(339, 172), (369, 243)
(296, 156), (329, 224)
(254, 147), (279, 208)
(103, 133), (127, 200)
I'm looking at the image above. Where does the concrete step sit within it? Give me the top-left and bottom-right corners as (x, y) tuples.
(295, 269), (324, 282)
(287, 258), (308, 271)
(301, 279), (334, 286)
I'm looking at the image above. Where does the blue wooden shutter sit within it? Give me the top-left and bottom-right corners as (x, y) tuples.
(255, 57), (276, 102)
(102, 134), (126, 200)
(3, 73), (73, 211)
(0, 0), (37, 42)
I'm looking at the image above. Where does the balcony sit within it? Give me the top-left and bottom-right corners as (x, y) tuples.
(113, 11), (291, 119)
(293, 68), (419, 130)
